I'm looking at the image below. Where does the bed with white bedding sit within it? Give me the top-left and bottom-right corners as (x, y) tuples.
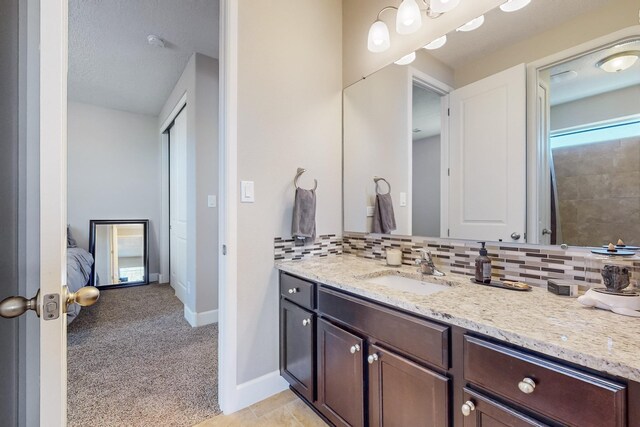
(66, 247), (94, 324)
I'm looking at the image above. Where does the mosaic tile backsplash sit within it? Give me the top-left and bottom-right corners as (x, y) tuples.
(274, 234), (342, 261)
(342, 232), (640, 289)
(273, 232), (640, 289)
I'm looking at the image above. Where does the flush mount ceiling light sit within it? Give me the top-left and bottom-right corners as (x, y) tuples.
(500, 0), (532, 12)
(396, 0), (422, 35)
(456, 15), (485, 32)
(424, 35), (447, 50)
(395, 51), (417, 65)
(147, 34), (165, 48)
(596, 51), (640, 73)
(429, 0), (461, 14)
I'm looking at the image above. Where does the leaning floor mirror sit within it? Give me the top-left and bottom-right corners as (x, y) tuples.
(89, 219), (149, 288)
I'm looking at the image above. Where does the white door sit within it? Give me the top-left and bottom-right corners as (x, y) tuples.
(448, 64), (527, 242)
(169, 109), (188, 302)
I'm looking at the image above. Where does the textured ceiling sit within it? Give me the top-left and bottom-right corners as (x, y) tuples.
(549, 39), (640, 105)
(68, 0), (219, 116)
(428, 0), (610, 69)
(412, 84), (442, 140)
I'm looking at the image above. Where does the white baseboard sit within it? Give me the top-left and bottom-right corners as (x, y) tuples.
(158, 273), (168, 284)
(226, 370), (288, 413)
(149, 273), (160, 283)
(184, 305), (219, 327)
(173, 283), (187, 304)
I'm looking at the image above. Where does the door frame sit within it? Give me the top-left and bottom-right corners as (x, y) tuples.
(525, 25), (640, 244)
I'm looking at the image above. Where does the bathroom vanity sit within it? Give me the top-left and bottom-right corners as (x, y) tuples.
(277, 256), (640, 427)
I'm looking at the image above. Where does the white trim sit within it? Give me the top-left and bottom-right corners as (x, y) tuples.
(172, 282), (187, 304)
(160, 92), (187, 134)
(184, 306), (219, 327)
(158, 274), (168, 284)
(149, 273), (160, 283)
(218, 0), (240, 414)
(232, 371), (288, 412)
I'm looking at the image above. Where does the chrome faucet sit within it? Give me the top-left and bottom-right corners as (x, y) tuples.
(415, 249), (445, 277)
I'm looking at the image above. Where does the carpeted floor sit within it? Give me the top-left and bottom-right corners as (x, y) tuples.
(68, 283), (220, 427)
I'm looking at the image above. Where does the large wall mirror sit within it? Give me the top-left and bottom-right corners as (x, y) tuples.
(89, 220), (149, 288)
(343, 0), (640, 248)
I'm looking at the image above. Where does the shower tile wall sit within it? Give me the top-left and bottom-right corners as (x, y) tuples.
(553, 136), (640, 247)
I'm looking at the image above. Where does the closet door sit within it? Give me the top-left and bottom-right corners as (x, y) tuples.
(169, 109), (188, 301)
(448, 64), (526, 242)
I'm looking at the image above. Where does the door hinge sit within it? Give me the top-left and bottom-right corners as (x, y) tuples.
(447, 229), (450, 237)
(447, 108), (450, 116)
(447, 168), (450, 177)
(222, 244), (227, 255)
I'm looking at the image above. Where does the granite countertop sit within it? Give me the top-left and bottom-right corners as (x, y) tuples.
(275, 255), (640, 383)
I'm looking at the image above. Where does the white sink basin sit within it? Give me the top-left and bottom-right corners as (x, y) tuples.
(366, 274), (451, 296)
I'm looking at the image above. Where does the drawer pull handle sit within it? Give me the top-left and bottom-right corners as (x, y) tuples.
(461, 400), (476, 416)
(287, 288), (298, 294)
(518, 377), (536, 394)
(367, 353), (379, 364)
(350, 344), (361, 354)
(302, 318), (311, 326)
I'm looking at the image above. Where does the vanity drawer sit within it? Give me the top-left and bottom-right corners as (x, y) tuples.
(318, 286), (449, 369)
(280, 272), (315, 309)
(463, 336), (627, 427)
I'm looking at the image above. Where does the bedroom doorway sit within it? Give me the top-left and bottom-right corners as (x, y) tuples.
(65, 1), (221, 426)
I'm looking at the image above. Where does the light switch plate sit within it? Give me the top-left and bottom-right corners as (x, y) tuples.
(400, 192), (407, 207)
(207, 195), (217, 208)
(366, 206), (374, 217)
(241, 181), (255, 203)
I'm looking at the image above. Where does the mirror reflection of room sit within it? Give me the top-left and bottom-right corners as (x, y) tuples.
(92, 221), (147, 286)
(546, 39), (640, 247)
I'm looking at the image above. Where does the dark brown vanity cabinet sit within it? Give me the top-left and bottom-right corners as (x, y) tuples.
(317, 318), (365, 427)
(368, 344), (449, 427)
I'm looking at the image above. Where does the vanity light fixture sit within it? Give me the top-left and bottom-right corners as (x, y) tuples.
(368, 20), (392, 52)
(429, 0), (461, 13)
(424, 35), (447, 50)
(596, 51), (640, 73)
(396, 0), (422, 35)
(395, 51), (417, 65)
(500, 0), (532, 12)
(456, 15), (485, 32)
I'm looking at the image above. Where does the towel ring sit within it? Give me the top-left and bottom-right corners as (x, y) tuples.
(294, 168), (318, 191)
(374, 177), (391, 195)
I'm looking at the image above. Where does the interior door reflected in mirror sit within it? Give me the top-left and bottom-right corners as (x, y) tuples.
(89, 220), (149, 288)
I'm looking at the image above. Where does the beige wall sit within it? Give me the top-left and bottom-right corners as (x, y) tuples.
(455, 0), (640, 87)
(551, 85), (640, 131)
(342, 0), (503, 87)
(236, 0), (343, 383)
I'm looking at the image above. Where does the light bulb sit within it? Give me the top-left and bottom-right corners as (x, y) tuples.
(367, 20), (391, 53)
(394, 51), (416, 65)
(597, 52), (639, 73)
(396, 0), (422, 35)
(500, 0), (532, 12)
(456, 15), (485, 32)
(430, 0), (461, 13)
(424, 35), (447, 50)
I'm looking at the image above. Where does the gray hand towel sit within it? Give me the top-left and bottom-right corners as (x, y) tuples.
(372, 193), (396, 234)
(292, 187), (316, 244)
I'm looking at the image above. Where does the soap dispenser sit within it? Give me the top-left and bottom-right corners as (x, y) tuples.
(475, 242), (492, 284)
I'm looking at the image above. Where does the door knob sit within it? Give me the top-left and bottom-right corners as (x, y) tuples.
(64, 286), (100, 312)
(542, 228), (552, 236)
(511, 232), (521, 240)
(0, 290), (41, 318)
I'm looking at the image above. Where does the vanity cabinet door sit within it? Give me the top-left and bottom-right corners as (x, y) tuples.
(368, 344), (449, 427)
(317, 318), (365, 427)
(461, 388), (549, 427)
(280, 299), (315, 402)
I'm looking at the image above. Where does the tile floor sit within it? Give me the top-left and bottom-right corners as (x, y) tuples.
(194, 390), (327, 426)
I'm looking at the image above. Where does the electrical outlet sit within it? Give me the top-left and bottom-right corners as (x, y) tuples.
(207, 195), (217, 208)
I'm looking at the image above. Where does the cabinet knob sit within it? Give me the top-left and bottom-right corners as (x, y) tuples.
(287, 288), (298, 294)
(461, 400), (476, 416)
(367, 353), (379, 364)
(350, 344), (361, 354)
(302, 318), (311, 326)
(518, 377), (536, 394)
